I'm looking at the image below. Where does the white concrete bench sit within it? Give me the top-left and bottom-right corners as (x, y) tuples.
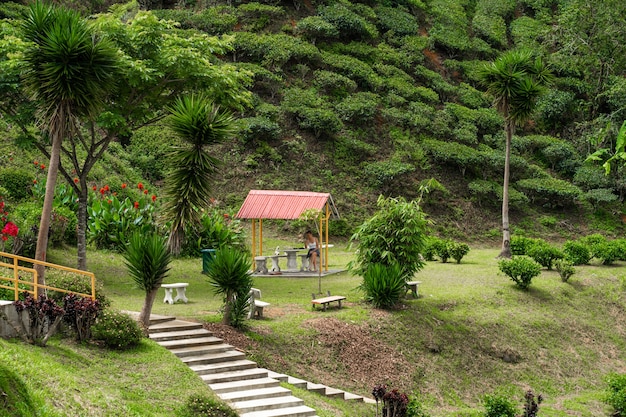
(312, 291), (346, 311)
(248, 288), (270, 319)
(406, 281), (422, 299)
(299, 254), (310, 271)
(162, 283), (189, 304)
(268, 255), (287, 272)
(254, 256), (268, 274)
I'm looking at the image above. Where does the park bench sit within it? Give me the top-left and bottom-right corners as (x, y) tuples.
(248, 288), (270, 319)
(162, 283), (189, 304)
(311, 291), (346, 311)
(254, 256), (268, 274)
(405, 281), (422, 299)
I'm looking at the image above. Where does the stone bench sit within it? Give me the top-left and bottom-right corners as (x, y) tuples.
(312, 291), (346, 311)
(406, 281), (422, 299)
(162, 283), (189, 304)
(268, 254), (287, 272)
(299, 254), (310, 271)
(248, 288), (270, 319)
(254, 256), (268, 274)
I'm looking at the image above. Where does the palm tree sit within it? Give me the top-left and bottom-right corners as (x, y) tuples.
(123, 231), (171, 331)
(163, 94), (236, 255)
(479, 50), (552, 258)
(205, 247), (253, 327)
(21, 2), (118, 279)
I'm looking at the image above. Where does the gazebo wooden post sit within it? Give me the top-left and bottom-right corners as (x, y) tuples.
(324, 202), (330, 271)
(251, 219), (257, 268)
(259, 218), (263, 256)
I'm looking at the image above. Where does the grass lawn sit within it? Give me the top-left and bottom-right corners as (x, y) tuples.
(11, 239), (626, 416)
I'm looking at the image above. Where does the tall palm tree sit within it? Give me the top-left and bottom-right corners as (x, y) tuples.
(123, 231), (171, 331)
(21, 2), (118, 279)
(163, 94), (236, 255)
(479, 50), (552, 258)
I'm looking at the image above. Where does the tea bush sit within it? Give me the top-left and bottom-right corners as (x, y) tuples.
(526, 241), (564, 270)
(296, 16), (340, 43)
(375, 6), (419, 36)
(237, 3), (284, 32)
(449, 241), (470, 264)
(335, 92), (379, 123)
(516, 177), (582, 208)
(499, 256), (542, 290)
(318, 3), (378, 41)
(312, 70), (357, 97)
(91, 310), (143, 350)
(562, 240), (591, 265)
(483, 393), (516, 417)
(554, 259), (575, 282)
(605, 373), (626, 417)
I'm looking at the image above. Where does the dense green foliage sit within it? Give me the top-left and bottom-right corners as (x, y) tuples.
(498, 256), (541, 290)
(605, 373), (626, 417)
(91, 309), (144, 349)
(483, 393), (517, 417)
(359, 262), (406, 309)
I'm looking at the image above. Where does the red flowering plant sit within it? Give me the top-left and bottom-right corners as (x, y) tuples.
(0, 195), (20, 253)
(86, 182), (161, 252)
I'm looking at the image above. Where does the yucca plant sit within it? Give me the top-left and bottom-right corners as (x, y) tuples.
(359, 263), (406, 309)
(123, 231), (171, 331)
(206, 247), (253, 327)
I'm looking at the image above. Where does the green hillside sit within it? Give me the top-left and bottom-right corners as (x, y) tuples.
(2, 0), (626, 239)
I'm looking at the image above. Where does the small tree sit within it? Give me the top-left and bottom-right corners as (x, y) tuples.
(123, 231), (171, 331)
(499, 256), (541, 290)
(206, 247), (254, 327)
(349, 195), (429, 281)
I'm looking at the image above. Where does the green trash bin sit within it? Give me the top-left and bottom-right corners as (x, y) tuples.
(201, 249), (217, 274)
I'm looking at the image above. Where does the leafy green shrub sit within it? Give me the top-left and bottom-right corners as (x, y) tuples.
(359, 263), (406, 309)
(320, 51), (381, 89)
(363, 160), (414, 192)
(237, 3), (284, 32)
(605, 373), (626, 417)
(583, 188), (619, 209)
(237, 116), (281, 144)
(483, 393), (517, 417)
(296, 16), (340, 43)
(91, 310), (143, 350)
(318, 3), (378, 41)
(516, 178), (582, 208)
(422, 139), (481, 177)
(46, 269), (110, 309)
(233, 32), (320, 70)
(349, 196), (428, 281)
(526, 241), (564, 270)
(335, 92), (379, 123)
(423, 238), (439, 261)
(429, 0), (471, 53)
(510, 236), (541, 255)
(562, 240), (591, 265)
(554, 259), (575, 282)
(449, 242), (470, 264)
(499, 257), (542, 290)
(407, 397), (431, 417)
(178, 394), (238, 417)
(431, 238), (452, 263)
(573, 165), (612, 191)
(0, 168), (34, 201)
(592, 240), (621, 265)
(312, 70), (357, 97)
(375, 6), (419, 36)
(472, 14), (507, 47)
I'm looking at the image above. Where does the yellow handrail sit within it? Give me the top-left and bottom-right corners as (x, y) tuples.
(0, 251), (95, 301)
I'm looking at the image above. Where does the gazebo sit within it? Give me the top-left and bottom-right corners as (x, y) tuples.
(235, 190), (340, 272)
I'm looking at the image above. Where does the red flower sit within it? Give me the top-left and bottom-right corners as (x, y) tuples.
(2, 221), (19, 237)
(223, 213), (229, 218)
(113, 192), (117, 196)
(33, 180), (37, 184)
(92, 185), (97, 191)
(133, 201), (139, 209)
(73, 178), (79, 183)
(99, 188), (105, 195)
(107, 199), (112, 204)
(104, 185), (109, 191)
(33, 160), (38, 166)
(40, 164), (45, 170)
(151, 195), (157, 202)
(1, 236), (6, 241)
(143, 189), (148, 195)
(121, 183), (127, 189)
(137, 182), (144, 190)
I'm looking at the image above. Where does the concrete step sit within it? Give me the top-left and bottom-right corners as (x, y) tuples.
(238, 405), (318, 417)
(266, 370), (288, 382)
(181, 349), (246, 366)
(231, 395), (304, 414)
(343, 392), (365, 402)
(209, 377), (280, 394)
(323, 387), (345, 398)
(305, 382), (325, 394)
(219, 386), (292, 402)
(285, 376), (307, 389)
(190, 359), (258, 376)
(149, 319), (203, 333)
(155, 336), (223, 349)
(169, 343), (235, 358)
(200, 367), (269, 384)
(149, 328), (214, 341)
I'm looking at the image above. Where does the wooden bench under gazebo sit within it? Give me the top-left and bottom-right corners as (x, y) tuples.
(235, 190), (340, 275)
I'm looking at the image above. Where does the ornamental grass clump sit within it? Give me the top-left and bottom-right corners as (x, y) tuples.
(359, 263), (406, 309)
(498, 256), (541, 290)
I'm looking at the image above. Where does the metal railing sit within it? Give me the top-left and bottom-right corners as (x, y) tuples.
(0, 251), (95, 301)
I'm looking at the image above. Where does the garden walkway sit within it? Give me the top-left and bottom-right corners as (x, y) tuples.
(143, 313), (375, 417)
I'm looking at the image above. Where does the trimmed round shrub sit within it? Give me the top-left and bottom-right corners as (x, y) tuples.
(91, 310), (143, 350)
(510, 235), (541, 256)
(526, 241), (564, 270)
(593, 241), (622, 265)
(179, 394), (238, 417)
(499, 256), (542, 290)
(450, 242), (470, 264)
(563, 240), (591, 265)
(555, 259), (575, 282)
(0, 168), (34, 201)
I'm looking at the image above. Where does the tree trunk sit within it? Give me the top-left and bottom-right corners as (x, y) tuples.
(223, 290), (234, 325)
(139, 287), (160, 333)
(499, 118), (513, 259)
(34, 131), (63, 287)
(77, 184), (89, 271)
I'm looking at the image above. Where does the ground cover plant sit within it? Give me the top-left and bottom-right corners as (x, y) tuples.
(12, 239), (622, 416)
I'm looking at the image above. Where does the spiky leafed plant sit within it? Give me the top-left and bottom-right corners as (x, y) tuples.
(479, 50), (552, 258)
(359, 263), (406, 309)
(205, 247), (253, 327)
(123, 231), (171, 331)
(21, 2), (118, 278)
(163, 94), (236, 255)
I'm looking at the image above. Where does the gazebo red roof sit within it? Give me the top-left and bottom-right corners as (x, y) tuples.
(235, 190), (338, 220)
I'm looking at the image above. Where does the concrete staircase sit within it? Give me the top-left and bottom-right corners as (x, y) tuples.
(148, 315), (373, 417)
